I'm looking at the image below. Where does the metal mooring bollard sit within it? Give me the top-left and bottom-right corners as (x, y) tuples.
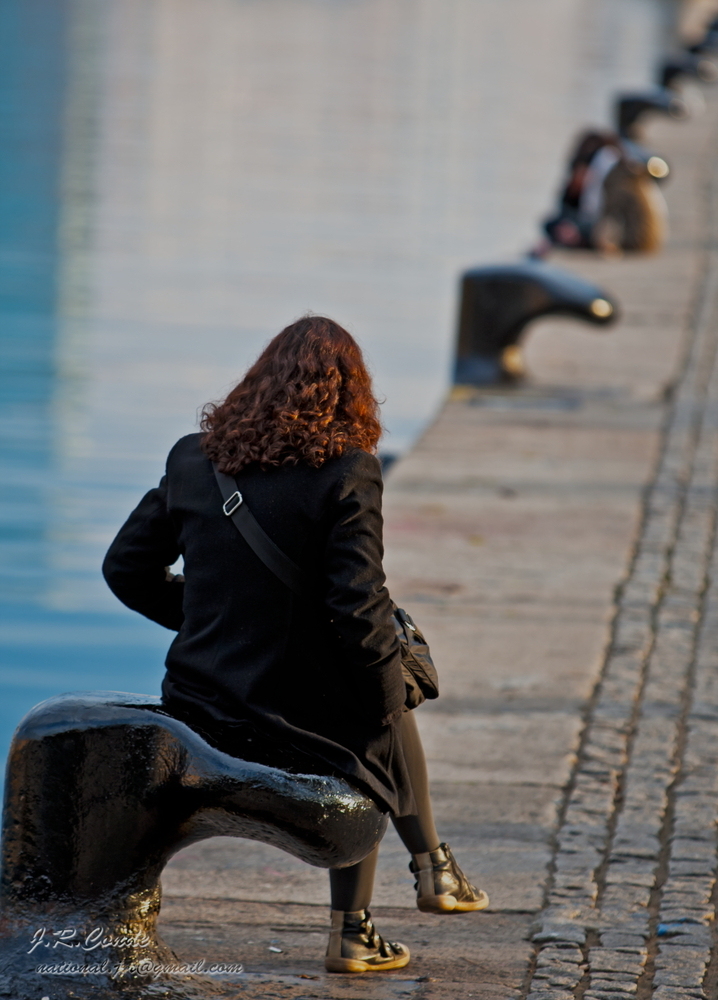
(688, 16), (718, 55)
(0, 692), (387, 999)
(453, 260), (617, 386)
(660, 52), (718, 89)
(615, 88), (688, 138)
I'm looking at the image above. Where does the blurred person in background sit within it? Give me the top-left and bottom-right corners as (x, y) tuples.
(540, 129), (667, 254)
(102, 316), (489, 974)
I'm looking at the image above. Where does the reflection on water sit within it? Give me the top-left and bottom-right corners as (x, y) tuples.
(1, 0), (671, 759)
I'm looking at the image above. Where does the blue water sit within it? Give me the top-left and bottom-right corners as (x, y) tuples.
(0, 1), (168, 764)
(0, 0), (673, 771)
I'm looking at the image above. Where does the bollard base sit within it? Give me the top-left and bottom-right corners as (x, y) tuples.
(454, 347), (525, 386)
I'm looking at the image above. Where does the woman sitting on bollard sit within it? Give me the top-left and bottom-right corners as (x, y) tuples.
(540, 129), (667, 255)
(102, 315), (488, 974)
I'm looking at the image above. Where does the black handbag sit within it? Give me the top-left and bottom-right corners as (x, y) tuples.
(212, 463), (439, 710)
(391, 603), (438, 709)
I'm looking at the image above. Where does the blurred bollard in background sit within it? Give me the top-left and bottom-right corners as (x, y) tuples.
(453, 261), (616, 386)
(534, 9), (718, 262)
(679, 0), (718, 46)
(660, 52), (718, 89)
(688, 14), (718, 51)
(615, 88), (688, 139)
(661, 12), (718, 115)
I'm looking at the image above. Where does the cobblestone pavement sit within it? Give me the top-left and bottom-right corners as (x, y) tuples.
(526, 115), (718, 1000)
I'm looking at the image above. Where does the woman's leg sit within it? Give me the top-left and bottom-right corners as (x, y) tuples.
(391, 710), (440, 855)
(330, 708), (439, 903)
(393, 710), (489, 913)
(329, 705), (440, 906)
(329, 846), (379, 911)
(326, 846), (410, 972)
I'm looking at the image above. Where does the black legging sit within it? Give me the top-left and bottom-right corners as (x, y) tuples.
(329, 709), (439, 911)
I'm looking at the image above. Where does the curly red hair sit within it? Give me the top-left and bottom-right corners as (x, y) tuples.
(201, 316), (383, 472)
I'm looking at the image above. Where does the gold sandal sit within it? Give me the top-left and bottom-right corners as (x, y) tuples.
(410, 843), (490, 913)
(324, 909), (410, 973)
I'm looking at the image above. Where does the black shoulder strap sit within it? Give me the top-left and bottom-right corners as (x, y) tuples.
(211, 463), (308, 596)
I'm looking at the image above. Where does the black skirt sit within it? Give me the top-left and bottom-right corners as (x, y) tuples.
(163, 696), (416, 817)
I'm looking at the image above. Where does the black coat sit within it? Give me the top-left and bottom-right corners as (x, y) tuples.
(102, 434), (413, 815)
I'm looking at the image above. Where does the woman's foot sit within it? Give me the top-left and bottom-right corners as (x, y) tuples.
(410, 843), (490, 913)
(324, 909), (410, 973)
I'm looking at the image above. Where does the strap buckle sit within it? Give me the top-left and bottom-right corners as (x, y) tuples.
(396, 606), (417, 631)
(222, 491), (243, 517)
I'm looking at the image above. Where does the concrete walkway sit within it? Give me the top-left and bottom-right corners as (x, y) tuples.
(158, 89), (718, 1000)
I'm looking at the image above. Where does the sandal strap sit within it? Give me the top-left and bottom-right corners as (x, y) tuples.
(328, 909), (401, 960)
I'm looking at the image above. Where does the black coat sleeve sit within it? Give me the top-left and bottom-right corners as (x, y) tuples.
(102, 475), (185, 631)
(322, 451), (406, 726)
